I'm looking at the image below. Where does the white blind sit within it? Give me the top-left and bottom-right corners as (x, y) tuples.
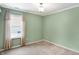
(9, 13), (23, 39)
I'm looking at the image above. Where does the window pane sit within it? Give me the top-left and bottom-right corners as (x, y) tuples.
(9, 13), (23, 39)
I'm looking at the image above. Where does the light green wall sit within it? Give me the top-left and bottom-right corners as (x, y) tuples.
(24, 13), (43, 43)
(43, 7), (79, 51)
(12, 13), (43, 46)
(0, 7), (6, 48)
(9, 11), (43, 46)
(0, 7), (43, 48)
(1, 6), (79, 52)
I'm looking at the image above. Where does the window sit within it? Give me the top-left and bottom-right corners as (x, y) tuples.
(9, 13), (23, 39)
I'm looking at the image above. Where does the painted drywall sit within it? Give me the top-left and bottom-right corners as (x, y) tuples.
(43, 7), (79, 51)
(0, 7), (6, 48)
(1, 5), (79, 52)
(24, 13), (43, 43)
(8, 8), (43, 45)
(8, 10), (43, 46)
(0, 7), (43, 48)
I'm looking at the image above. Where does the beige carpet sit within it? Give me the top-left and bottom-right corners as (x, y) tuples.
(1, 41), (79, 55)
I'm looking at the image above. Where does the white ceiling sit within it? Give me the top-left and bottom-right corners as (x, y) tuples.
(0, 3), (79, 16)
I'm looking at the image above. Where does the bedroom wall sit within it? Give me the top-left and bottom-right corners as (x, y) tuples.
(43, 7), (79, 51)
(12, 12), (43, 47)
(0, 7), (43, 48)
(1, 6), (79, 52)
(24, 13), (43, 43)
(9, 11), (43, 47)
(0, 7), (6, 49)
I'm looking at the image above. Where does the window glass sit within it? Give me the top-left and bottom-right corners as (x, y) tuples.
(9, 13), (23, 39)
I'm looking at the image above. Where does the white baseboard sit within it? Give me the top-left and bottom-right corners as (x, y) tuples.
(44, 40), (79, 53)
(26, 39), (45, 45)
(25, 39), (79, 53)
(1, 39), (79, 53)
(0, 49), (5, 52)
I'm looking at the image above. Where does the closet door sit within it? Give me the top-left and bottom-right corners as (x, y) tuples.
(5, 11), (26, 49)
